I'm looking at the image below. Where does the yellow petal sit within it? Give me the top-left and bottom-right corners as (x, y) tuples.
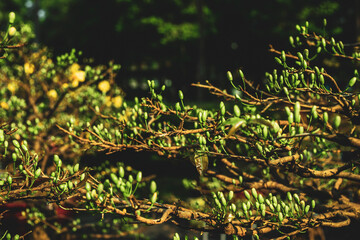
(71, 70), (86, 82)
(24, 62), (35, 75)
(7, 82), (17, 94)
(47, 89), (58, 100)
(0, 102), (9, 110)
(98, 80), (111, 93)
(71, 79), (79, 88)
(69, 63), (80, 73)
(112, 96), (123, 108)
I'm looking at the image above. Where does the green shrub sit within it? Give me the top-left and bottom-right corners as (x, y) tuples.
(1, 14), (360, 240)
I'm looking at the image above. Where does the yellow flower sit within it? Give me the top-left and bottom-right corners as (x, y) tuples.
(62, 83), (69, 89)
(7, 82), (17, 94)
(8, 27), (16, 36)
(71, 70), (86, 82)
(98, 80), (110, 93)
(69, 63), (80, 73)
(0, 101), (9, 110)
(24, 62), (35, 75)
(112, 96), (123, 108)
(105, 96), (112, 107)
(47, 89), (58, 100)
(71, 79), (79, 88)
(53, 75), (60, 83)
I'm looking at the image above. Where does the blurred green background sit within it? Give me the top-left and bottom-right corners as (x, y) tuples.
(0, 0), (359, 99)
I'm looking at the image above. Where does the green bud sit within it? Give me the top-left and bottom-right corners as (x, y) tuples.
(85, 182), (91, 192)
(128, 174), (133, 183)
(220, 195), (227, 206)
(12, 152), (17, 162)
(319, 75), (324, 85)
(202, 110), (207, 123)
(285, 106), (291, 116)
(262, 126), (268, 139)
(297, 52), (303, 62)
(323, 112), (328, 124)
(283, 87), (289, 96)
(349, 77), (357, 88)
(289, 36), (295, 47)
(305, 205), (310, 214)
(34, 168), (41, 178)
(230, 203), (236, 212)
(9, 12), (15, 24)
(258, 194), (264, 204)
(12, 139), (20, 148)
(220, 101), (226, 116)
(97, 183), (104, 194)
(288, 112), (294, 124)
(323, 18), (327, 27)
(294, 193), (300, 204)
(175, 102), (181, 112)
(311, 106), (318, 120)
(54, 154), (60, 163)
(151, 192), (158, 203)
(294, 203), (299, 212)
(311, 200), (316, 209)
(304, 49), (309, 59)
(239, 69), (244, 79)
(80, 173), (86, 181)
(227, 71), (233, 81)
(244, 190), (251, 200)
(68, 181), (73, 190)
(238, 176), (243, 184)
(278, 212), (284, 222)
(0, 129), (4, 142)
(275, 57), (282, 65)
(150, 180), (157, 193)
(110, 173), (119, 184)
(7, 175), (12, 185)
(339, 41), (344, 50)
(333, 115), (341, 130)
(56, 159), (62, 168)
(302, 60), (307, 69)
(294, 101), (301, 123)
(178, 90), (184, 100)
(198, 111), (203, 123)
(214, 198), (221, 209)
(331, 37), (336, 46)
(287, 192), (292, 201)
(242, 202), (248, 212)
(86, 191), (91, 200)
(317, 46), (322, 53)
(233, 105), (241, 117)
(300, 200), (305, 211)
(74, 163), (79, 172)
(298, 126), (304, 134)
(119, 166), (125, 178)
(136, 171), (142, 182)
(321, 38), (326, 48)
(228, 190), (234, 201)
(281, 51), (286, 62)
(21, 144), (28, 152)
(251, 188), (258, 199)
(173, 233), (180, 240)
